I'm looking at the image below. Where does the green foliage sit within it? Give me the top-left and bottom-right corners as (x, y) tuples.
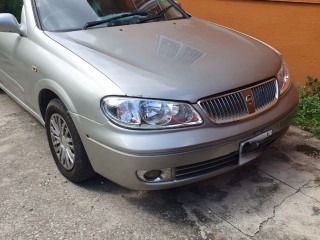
(292, 75), (320, 139)
(0, 0), (23, 22)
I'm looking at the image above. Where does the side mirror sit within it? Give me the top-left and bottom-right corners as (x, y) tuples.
(0, 13), (20, 34)
(174, 0), (182, 8)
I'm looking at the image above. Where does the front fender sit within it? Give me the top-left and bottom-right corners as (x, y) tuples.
(35, 78), (77, 117)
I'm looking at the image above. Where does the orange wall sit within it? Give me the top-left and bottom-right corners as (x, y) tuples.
(179, 0), (320, 84)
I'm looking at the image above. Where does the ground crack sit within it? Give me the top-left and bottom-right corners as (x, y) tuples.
(299, 182), (320, 205)
(252, 179), (314, 238)
(259, 168), (320, 208)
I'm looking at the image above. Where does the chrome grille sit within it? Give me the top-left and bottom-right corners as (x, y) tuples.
(198, 79), (278, 124)
(252, 80), (278, 110)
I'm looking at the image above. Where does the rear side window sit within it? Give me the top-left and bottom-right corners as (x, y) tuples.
(0, 0), (24, 22)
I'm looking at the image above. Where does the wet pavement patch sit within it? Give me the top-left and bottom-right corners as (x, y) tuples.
(252, 183), (281, 206)
(275, 152), (292, 163)
(312, 206), (320, 216)
(192, 209), (212, 224)
(256, 183), (280, 197)
(227, 165), (274, 187)
(227, 165), (257, 187)
(296, 144), (320, 158)
(292, 162), (319, 173)
(265, 146), (292, 162)
(250, 172), (275, 184)
(186, 185), (228, 202)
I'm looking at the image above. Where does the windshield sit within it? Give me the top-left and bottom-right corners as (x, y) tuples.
(35, 0), (186, 32)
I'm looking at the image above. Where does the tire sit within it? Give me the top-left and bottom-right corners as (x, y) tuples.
(45, 98), (95, 182)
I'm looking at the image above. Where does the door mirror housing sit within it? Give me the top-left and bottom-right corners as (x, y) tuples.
(0, 13), (21, 34)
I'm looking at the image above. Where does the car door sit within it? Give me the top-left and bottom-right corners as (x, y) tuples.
(0, 1), (29, 101)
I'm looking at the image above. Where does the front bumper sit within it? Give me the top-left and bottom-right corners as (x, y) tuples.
(71, 85), (298, 190)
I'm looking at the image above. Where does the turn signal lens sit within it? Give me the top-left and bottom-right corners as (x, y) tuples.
(277, 61), (291, 95)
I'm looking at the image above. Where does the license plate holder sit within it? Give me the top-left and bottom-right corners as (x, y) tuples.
(239, 130), (273, 165)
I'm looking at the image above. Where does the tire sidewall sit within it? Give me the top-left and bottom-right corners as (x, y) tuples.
(45, 99), (94, 182)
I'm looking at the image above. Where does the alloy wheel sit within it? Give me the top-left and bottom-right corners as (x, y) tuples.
(49, 113), (75, 170)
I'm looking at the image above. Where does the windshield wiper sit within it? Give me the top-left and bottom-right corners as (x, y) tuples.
(83, 12), (148, 30)
(137, 5), (174, 24)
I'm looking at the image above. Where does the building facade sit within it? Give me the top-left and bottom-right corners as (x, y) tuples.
(180, 0), (320, 84)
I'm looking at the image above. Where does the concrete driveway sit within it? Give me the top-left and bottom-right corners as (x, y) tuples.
(1, 89), (320, 240)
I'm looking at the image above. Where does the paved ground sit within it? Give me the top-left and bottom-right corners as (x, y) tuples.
(1, 89), (320, 240)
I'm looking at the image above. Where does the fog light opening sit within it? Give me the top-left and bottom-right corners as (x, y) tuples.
(137, 168), (173, 183)
(144, 170), (162, 181)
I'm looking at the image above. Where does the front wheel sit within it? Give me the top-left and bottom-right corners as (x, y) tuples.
(45, 98), (95, 182)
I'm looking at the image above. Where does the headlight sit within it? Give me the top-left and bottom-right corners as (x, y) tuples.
(277, 61), (291, 95)
(101, 97), (203, 129)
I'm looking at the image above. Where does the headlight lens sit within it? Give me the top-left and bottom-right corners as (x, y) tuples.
(277, 61), (291, 95)
(101, 97), (203, 129)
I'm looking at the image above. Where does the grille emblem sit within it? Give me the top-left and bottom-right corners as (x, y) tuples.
(245, 94), (253, 104)
(241, 89), (255, 114)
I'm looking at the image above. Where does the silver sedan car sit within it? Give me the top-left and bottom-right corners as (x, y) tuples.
(0, 0), (298, 190)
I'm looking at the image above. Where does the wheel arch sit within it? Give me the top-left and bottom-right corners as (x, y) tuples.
(36, 79), (78, 122)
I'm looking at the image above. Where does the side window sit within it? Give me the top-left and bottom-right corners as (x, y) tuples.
(0, 0), (24, 22)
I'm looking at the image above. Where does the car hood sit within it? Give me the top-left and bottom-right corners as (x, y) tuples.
(46, 18), (281, 103)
